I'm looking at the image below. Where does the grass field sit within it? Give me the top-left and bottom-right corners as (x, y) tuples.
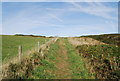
(2, 34), (120, 79)
(2, 35), (49, 62)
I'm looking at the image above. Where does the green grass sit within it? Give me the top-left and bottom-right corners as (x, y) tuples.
(64, 39), (92, 79)
(47, 39), (60, 62)
(32, 61), (55, 79)
(2, 35), (49, 62)
(31, 39), (60, 79)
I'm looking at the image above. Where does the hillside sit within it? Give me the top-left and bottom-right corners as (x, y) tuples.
(1, 34), (120, 79)
(80, 34), (120, 45)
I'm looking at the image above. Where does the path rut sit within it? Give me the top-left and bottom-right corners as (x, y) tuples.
(54, 39), (71, 79)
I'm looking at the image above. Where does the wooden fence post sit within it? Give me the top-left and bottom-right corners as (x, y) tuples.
(38, 41), (40, 52)
(41, 51), (44, 57)
(18, 45), (22, 63)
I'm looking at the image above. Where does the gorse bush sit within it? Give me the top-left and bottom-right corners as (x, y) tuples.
(76, 45), (120, 79)
(81, 34), (120, 45)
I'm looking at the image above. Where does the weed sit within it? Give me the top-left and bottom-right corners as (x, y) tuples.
(76, 44), (120, 79)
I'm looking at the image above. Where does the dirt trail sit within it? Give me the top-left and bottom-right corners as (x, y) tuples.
(68, 37), (107, 46)
(54, 39), (71, 79)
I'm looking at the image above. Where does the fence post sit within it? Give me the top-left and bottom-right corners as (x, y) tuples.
(38, 41), (40, 52)
(18, 45), (22, 63)
(41, 51), (44, 57)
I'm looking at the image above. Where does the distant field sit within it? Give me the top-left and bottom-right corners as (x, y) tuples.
(2, 35), (50, 62)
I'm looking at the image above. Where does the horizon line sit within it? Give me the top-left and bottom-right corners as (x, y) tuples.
(1, 33), (119, 37)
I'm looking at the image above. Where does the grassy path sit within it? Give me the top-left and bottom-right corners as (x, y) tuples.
(54, 39), (71, 79)
(64, 39), (92, 79)
(32, 38), (92, 79)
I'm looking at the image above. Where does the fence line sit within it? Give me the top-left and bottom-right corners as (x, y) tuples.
(1, 38), (58, 79)
(17, 38), (58, 64)
(38, 41), (40, 52)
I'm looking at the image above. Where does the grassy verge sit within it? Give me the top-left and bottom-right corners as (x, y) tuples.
(31, 59), (55, 79)
(31, 39), (60, 79)
(2, 35), (49, 62)
(76, 44), (120, 79)
(3, 39), (58, 79)
(64, 39), (92, 79)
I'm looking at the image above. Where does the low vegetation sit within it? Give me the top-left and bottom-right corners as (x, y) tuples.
(81, 34), (120, 45)
(69, 34), (120, 79)
(2, 38), (55, 79)
(64, 39), (93, 79)
(31, 39), (60, 79)
(76, 44), (120, 79)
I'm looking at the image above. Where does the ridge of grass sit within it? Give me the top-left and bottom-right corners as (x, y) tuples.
(64, 39), (92, 79)
(31, 39), (60, 79)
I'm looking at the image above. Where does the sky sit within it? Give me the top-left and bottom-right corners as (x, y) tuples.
(1, 0), (120, 2)
(2, 2), (118, 37)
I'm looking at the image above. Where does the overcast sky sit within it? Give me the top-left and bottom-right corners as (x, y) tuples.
(2, 2), (118, 37)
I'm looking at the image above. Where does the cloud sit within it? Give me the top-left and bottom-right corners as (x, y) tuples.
(69, 2), (117, 20)
(2, 2), (118, 36)
(48, 13), (63, 22)
(2, 4), (65, 35)
(50, 23), (117, 37)
(2, 0), (120, 2)
(45, 2), (118, 20)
